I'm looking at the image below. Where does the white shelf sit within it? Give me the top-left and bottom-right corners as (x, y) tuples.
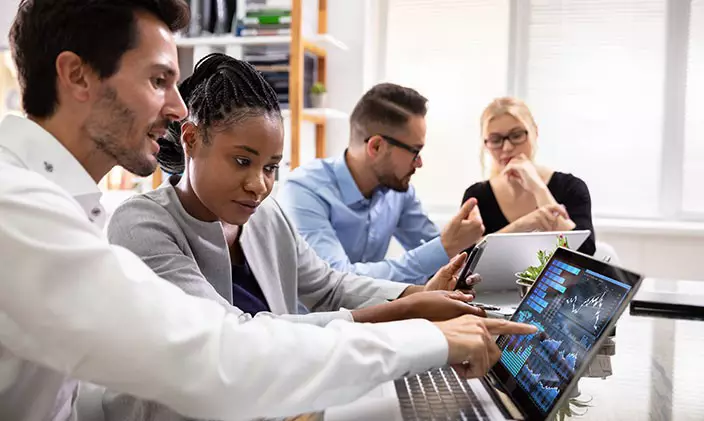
(175, 34), (348, 51)
(282, 108), (348, 120)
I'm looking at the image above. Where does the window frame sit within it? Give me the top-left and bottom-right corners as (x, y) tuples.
(376, 0), (703, 222)
(508, 0), (700, 221)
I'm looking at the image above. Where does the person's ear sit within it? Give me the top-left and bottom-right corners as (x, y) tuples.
(365, 135), (384, 159)
(181, 121), (199, 158)
(55, 51), (94, 104)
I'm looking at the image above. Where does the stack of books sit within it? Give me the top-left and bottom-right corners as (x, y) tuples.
(236, 2), (291, 37)
(184, 0), (238, 37)
(236, 0), (319, 109)
(244, 46), (317, 109)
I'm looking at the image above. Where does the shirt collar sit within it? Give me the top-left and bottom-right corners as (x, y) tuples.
(332, 151), (366, 206)
(0, 115), (104, 224)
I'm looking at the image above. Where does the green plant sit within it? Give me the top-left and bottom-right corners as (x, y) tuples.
(517, 235), (569, 282)
(310, 82), (326, 95)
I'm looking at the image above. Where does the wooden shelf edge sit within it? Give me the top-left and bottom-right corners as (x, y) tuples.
(303, 41), (326, 58)
(174, 34), (348, 51)
(301, 113), (326, 124)
(282, 108), (348, 121)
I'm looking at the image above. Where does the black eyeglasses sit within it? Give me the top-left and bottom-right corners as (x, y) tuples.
(365, 134), (422, 161)
(484, 129), (529, 150)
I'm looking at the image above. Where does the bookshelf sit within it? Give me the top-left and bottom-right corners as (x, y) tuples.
(156, 0), (345, 189)
(175, 33), (347, 51)
(97, 1), (346, 194)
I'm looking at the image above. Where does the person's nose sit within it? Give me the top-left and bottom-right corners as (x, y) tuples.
(164, 85), (188, 122)
(501, 137), (515, 153)
(243, 170), (268, 198)
(414, 154), (423, 169)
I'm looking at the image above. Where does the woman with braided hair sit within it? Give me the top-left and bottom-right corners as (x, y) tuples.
(100, 52), (505, 420)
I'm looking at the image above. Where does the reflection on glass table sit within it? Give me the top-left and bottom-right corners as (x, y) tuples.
(483, 278), (704, 421)
(574, 279), (704, 421)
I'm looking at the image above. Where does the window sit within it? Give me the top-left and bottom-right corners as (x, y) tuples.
(383, 0), (510, 211)
(683, 0), (704, 213)
(381, 0), (703, 220)
(520, 0), (666, 218)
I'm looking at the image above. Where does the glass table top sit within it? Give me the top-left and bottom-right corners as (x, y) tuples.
(574, 278), (704, 421)
(483, 278), (704, 420)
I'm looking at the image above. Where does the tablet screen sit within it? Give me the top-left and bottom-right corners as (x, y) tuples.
(492, 247), (642, 420)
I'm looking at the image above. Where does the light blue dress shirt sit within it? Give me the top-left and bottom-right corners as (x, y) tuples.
(278, 153), (450, 284)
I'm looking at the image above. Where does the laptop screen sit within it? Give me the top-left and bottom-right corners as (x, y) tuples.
(492, 247), (642, 420)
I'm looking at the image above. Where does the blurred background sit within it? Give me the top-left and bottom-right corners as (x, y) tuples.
(1, 0), (702, 280)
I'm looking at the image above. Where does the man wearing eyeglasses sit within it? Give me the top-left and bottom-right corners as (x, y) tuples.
(278, 83), (484, 284)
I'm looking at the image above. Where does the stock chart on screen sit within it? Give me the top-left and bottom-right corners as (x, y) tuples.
(498, 258), (631, 414)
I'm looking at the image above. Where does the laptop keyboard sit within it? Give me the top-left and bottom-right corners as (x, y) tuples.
(394, 366), (493, 421)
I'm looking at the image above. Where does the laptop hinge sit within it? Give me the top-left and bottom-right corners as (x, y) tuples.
(482, 372), (525, 421)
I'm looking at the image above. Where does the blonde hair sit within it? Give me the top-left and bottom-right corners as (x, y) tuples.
(479, 97), (538, 177)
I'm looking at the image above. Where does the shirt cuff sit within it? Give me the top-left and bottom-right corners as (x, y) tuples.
(415, 237), (450, 276)
(377, 281), (414, 301)
(376, 318), (449, 376)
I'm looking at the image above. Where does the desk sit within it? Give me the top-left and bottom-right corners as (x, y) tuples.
(484, 278), (704, 421)
(320, 279), (703, 421)
(575, 278), (704, 421)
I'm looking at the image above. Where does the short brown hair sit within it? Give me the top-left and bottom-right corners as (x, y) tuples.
(9, 0), (190, 118)
(349, 83), (428, 143)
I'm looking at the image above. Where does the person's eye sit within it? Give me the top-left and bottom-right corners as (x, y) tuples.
(487, 136), (502, 144)
(235, 157), (251, 167)
(151, 76), (167, 89)
(264, 164), (279, 175)
(509, 131), (526, 140)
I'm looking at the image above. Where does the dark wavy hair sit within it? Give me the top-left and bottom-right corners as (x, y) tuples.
(157, 53), (282, 174)
(349, 83), (428, 143)
(10, 0), (190, 118)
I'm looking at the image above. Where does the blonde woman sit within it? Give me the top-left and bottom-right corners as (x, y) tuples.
(461, 97), (595, 254)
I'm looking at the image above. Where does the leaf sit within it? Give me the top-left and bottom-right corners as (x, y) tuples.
(520, 236), (572, 281)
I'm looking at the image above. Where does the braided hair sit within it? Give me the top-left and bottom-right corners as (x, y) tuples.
(158, 53), (281, 174)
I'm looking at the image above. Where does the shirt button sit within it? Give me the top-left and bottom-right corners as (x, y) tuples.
(43, 161), (54, 172)
(91, 208), (102, 217)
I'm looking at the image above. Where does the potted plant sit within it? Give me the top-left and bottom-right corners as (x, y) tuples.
(554, 396), (593, 421)
(310, 82), (327, 108)
(515, 235), (569, 297)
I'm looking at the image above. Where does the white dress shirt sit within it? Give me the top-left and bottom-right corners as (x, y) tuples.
(0, 114), (449, 421)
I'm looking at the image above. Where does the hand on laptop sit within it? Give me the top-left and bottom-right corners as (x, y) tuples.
(441, 198), (485, 257)
(434, 316), (537, 378)
(351, 290), (485, 323)
(399, 290), (487, 321)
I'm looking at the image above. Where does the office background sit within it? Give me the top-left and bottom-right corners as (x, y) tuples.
(312, 0), (704, 282)
(1, 0), (702, 281)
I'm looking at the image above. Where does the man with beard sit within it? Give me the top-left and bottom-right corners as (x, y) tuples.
(279, 83), (485, 284)
(0, 3), (537, 420)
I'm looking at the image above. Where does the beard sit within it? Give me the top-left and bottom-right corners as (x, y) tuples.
(84, 85), (166, 177)
(376, 167), (414, 192)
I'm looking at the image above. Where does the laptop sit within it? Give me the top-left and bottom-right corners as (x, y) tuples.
(325, 247), (643, 421)
(464, 231), (591, 293)
(630, 278), (704, 321)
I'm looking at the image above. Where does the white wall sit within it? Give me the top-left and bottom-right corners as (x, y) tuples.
(324, 0), (376, 157)
(597, 232), (704, 281)
(0, 0), (20, 50)
(325, 2), (704, 283)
